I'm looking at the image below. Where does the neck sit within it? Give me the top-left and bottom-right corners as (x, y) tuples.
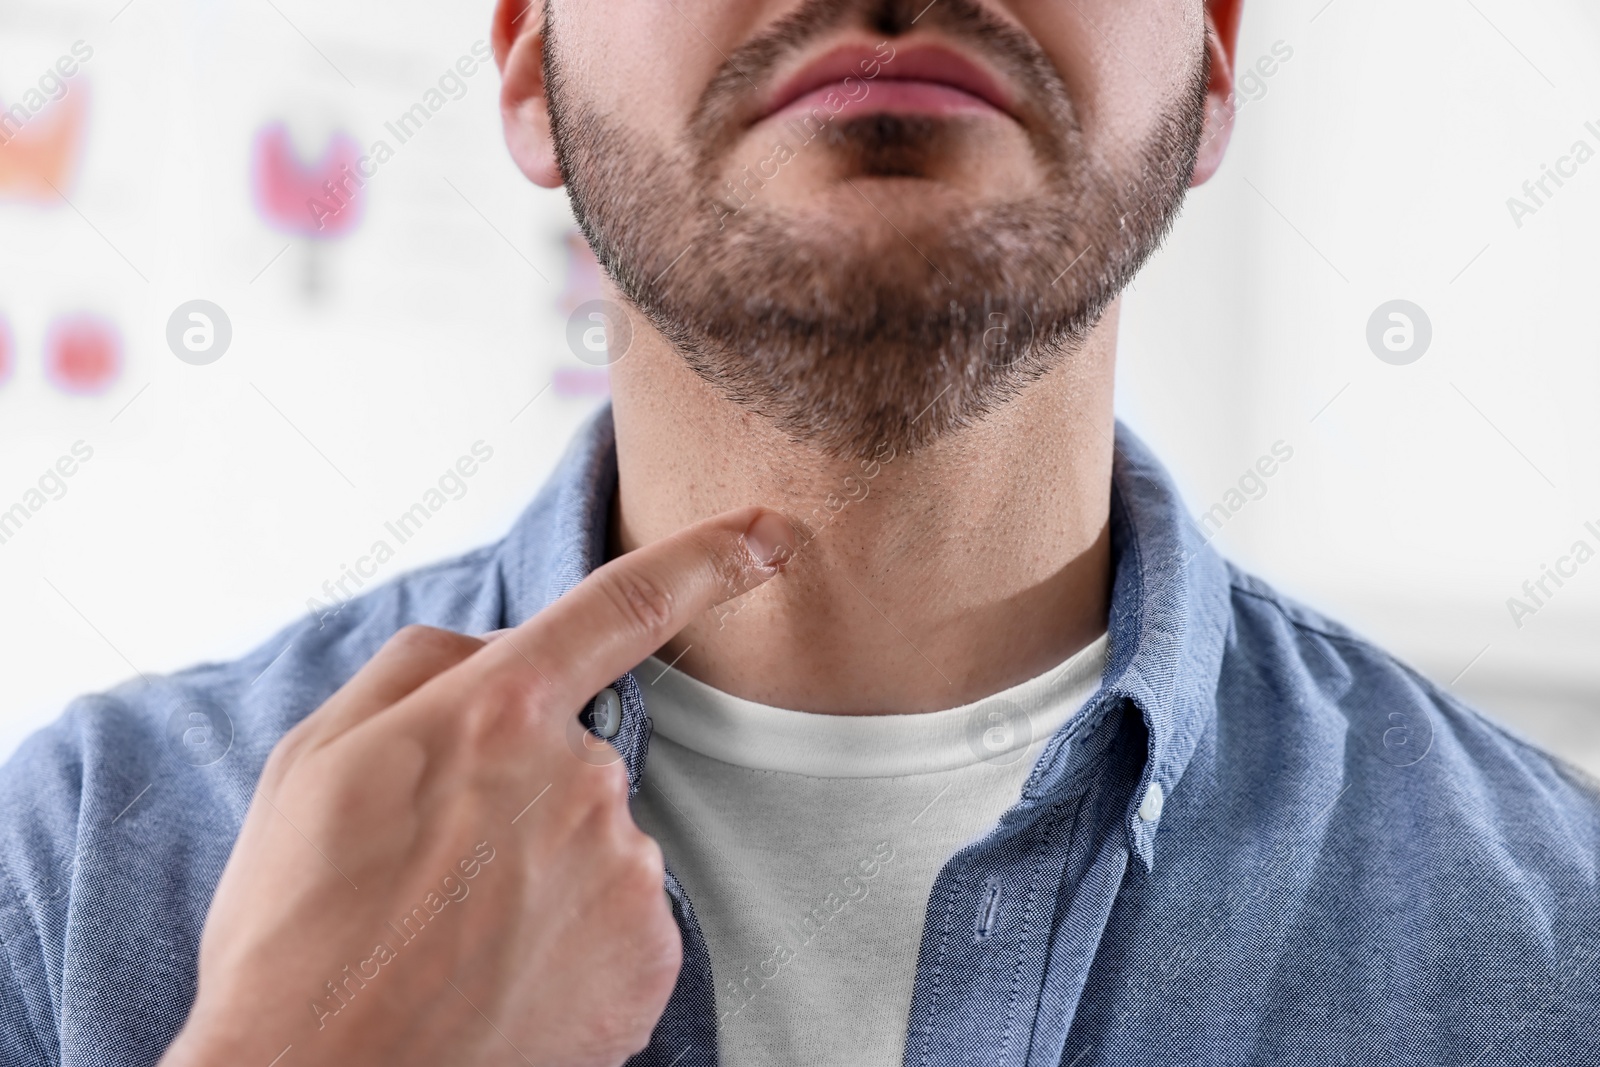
(608, 304), (1119, 715)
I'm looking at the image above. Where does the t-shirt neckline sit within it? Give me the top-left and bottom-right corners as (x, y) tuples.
(637, 633), (1109, 778)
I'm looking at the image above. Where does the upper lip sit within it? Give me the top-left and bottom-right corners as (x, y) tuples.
(759, 41), (1017, 122)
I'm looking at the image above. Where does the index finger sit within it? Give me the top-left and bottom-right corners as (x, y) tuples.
(482, 505), (794, 716)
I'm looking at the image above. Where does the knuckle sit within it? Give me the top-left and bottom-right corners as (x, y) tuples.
(578, 758), (631, 807)
(451, 667), (551, 750)
(455, 696), (509, 751)
(599, 568), (676, 641)
(274, 714), (313, 755)
(693, 529), (749, 599)
(559, 763), (626, 826)
(644, 904), (683, 972)
(632, 906), (683, 1010)
(261, 728), (302, 783)
(627, 835), (667, 891)
(593, 827), (667, 906)
(468, 667), (542, 723)
(262, 712), (331, 780)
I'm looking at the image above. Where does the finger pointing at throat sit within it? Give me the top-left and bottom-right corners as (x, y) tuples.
(400, 506), (795, 736)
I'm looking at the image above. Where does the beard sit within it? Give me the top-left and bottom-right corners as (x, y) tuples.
(544, 0), (1210, 459)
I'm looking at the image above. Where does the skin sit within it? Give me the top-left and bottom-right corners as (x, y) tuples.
(503, 0), (1241, 713)
(164, 3), (1241, 1063)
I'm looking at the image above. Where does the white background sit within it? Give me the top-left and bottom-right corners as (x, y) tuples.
(0, 0), (1595, 771)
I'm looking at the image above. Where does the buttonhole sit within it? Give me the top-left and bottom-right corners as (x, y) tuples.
(976, 879), (1002, 941)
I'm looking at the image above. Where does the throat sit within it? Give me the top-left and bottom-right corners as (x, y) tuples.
(605, 326), (1117, 716)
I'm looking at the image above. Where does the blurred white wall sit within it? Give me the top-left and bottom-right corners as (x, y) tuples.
(1119, 0), (1600, 772)
(0, 0), (1595, 770)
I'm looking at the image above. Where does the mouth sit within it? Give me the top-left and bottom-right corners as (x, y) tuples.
(758, 41), (1017, 126)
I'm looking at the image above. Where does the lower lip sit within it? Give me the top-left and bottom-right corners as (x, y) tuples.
(769, 79), (1002, 123)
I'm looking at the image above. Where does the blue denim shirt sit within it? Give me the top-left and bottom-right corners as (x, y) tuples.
(1, 409), (1597, 1067)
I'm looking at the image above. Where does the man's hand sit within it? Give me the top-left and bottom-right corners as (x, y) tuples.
(161, 507), (795, 1067)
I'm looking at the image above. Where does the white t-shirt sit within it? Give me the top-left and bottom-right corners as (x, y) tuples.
(630, 634), (1109, 1067)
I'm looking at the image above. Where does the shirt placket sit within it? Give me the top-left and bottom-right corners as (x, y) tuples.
(604, 670), (723, 1067)
(900, 697), (1145, 1067)
(613, 668), (1146, 1067)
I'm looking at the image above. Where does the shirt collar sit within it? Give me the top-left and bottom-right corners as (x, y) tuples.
(494, 404), (1231, 870)
(1090, 427), (1232, 871)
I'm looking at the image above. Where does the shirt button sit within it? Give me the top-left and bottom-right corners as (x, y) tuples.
(1138, 781), (1165, 822)
(592, 687), (622, 739)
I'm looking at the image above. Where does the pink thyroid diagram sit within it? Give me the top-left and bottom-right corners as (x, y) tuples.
(251, 122), (365, 238)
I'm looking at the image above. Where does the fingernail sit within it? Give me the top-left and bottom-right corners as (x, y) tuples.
(742, 511), (796, 569)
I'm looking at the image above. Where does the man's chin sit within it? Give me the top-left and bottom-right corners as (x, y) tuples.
(707, 181), (994, 262)
(712, 154), (1025, 216)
